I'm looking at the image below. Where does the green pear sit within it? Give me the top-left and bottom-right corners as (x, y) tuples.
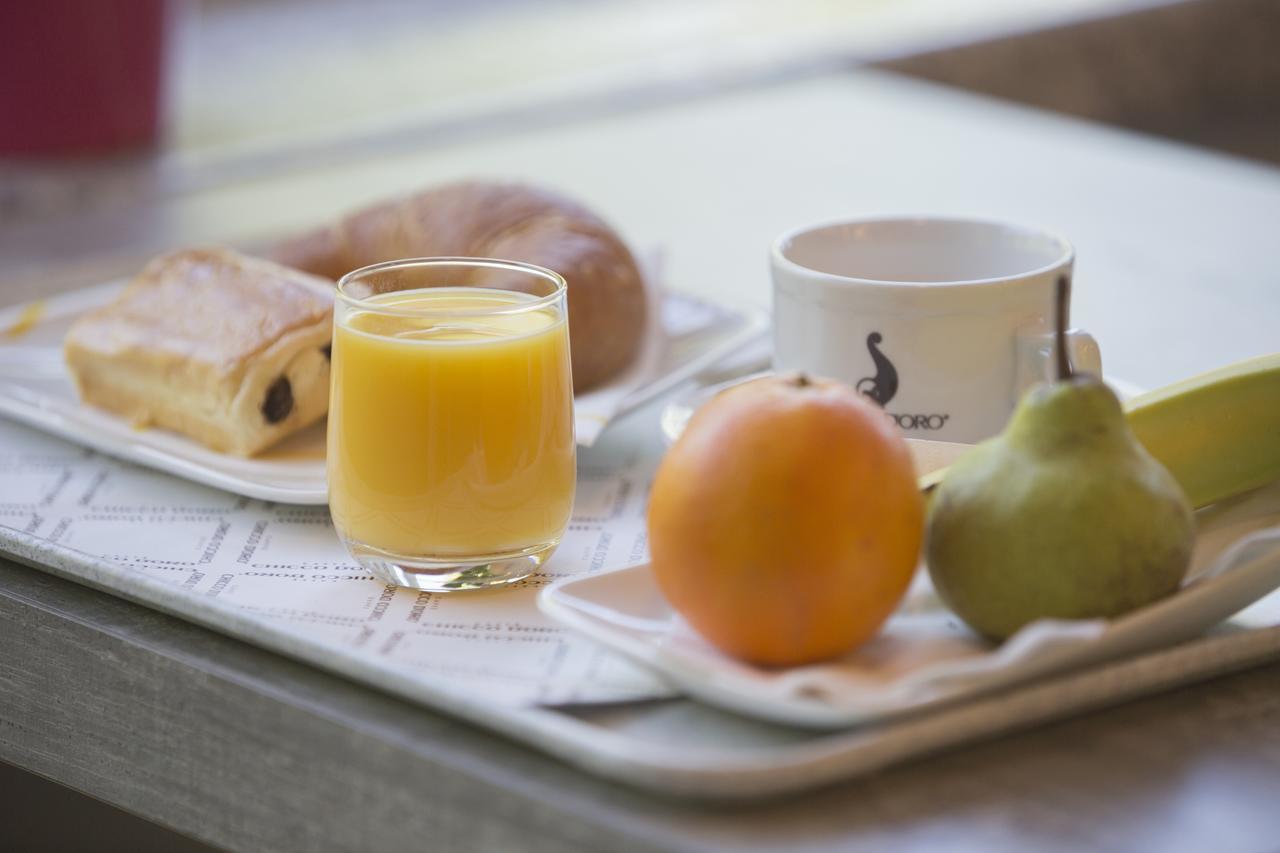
(925, 281), (1195, 641)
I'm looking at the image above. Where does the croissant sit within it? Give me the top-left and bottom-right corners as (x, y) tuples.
(270, 181), (647, 392)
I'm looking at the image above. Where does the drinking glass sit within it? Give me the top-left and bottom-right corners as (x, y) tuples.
(328, 258), (576, 591)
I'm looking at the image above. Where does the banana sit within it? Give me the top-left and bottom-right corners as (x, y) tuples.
(920, 353), (1280, 508)
(1123, 352), (1280, 508)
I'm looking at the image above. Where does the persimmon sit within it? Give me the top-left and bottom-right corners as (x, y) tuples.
(647, 373), (923, 666)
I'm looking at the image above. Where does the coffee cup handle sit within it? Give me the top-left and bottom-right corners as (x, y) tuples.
(1014, 327), (1103, 402)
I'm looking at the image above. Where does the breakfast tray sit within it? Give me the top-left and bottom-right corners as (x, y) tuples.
(2, 403), (1280, 799)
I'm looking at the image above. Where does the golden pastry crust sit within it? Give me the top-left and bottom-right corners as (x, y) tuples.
(64, 248), (335, 456)
(270, 181), (647, 392)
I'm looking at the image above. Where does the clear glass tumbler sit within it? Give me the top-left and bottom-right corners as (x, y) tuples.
(327, 258), (576, 591)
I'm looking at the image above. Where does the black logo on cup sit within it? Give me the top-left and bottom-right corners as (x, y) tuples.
(856, 332), (953, 431)
(855, 333), (898, 407)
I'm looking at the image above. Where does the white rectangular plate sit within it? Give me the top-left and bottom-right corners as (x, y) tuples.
(0, 282), (766, 504)
(540, 485), (1280, 729)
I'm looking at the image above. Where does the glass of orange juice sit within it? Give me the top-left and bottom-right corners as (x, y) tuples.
(327, 258), (576, 591)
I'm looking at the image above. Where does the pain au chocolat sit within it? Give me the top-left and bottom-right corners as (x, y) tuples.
(64, 248), (334, 456)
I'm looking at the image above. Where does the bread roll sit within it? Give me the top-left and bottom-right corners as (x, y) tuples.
(270, 181), (647, 392)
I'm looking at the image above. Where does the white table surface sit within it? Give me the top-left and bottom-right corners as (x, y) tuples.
(5, 70), (1278, 393)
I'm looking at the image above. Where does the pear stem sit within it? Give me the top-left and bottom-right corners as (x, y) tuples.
(1055, 275), (1073, 381)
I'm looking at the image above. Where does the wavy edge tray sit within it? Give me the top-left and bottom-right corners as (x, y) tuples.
(539, 538), (1280, 729)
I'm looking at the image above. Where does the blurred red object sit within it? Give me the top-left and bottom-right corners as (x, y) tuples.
(0, 0), (170, 156)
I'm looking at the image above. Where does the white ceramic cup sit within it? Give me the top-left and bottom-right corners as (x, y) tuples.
(771, 217), (1101, 444)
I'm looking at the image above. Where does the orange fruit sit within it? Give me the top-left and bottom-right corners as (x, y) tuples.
(647, 373), (923, 666)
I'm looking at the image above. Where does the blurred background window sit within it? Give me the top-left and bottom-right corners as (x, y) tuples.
(2, 0), (1277, 226)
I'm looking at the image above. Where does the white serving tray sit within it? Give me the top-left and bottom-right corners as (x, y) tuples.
(5, 298), (1280, 798)
(5, 482), (1280, 800)
(2, 405), (1280, 800)
(0, 281), (766, 504)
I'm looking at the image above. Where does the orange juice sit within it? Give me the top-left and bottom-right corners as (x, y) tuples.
(327, 287), (576, 559)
